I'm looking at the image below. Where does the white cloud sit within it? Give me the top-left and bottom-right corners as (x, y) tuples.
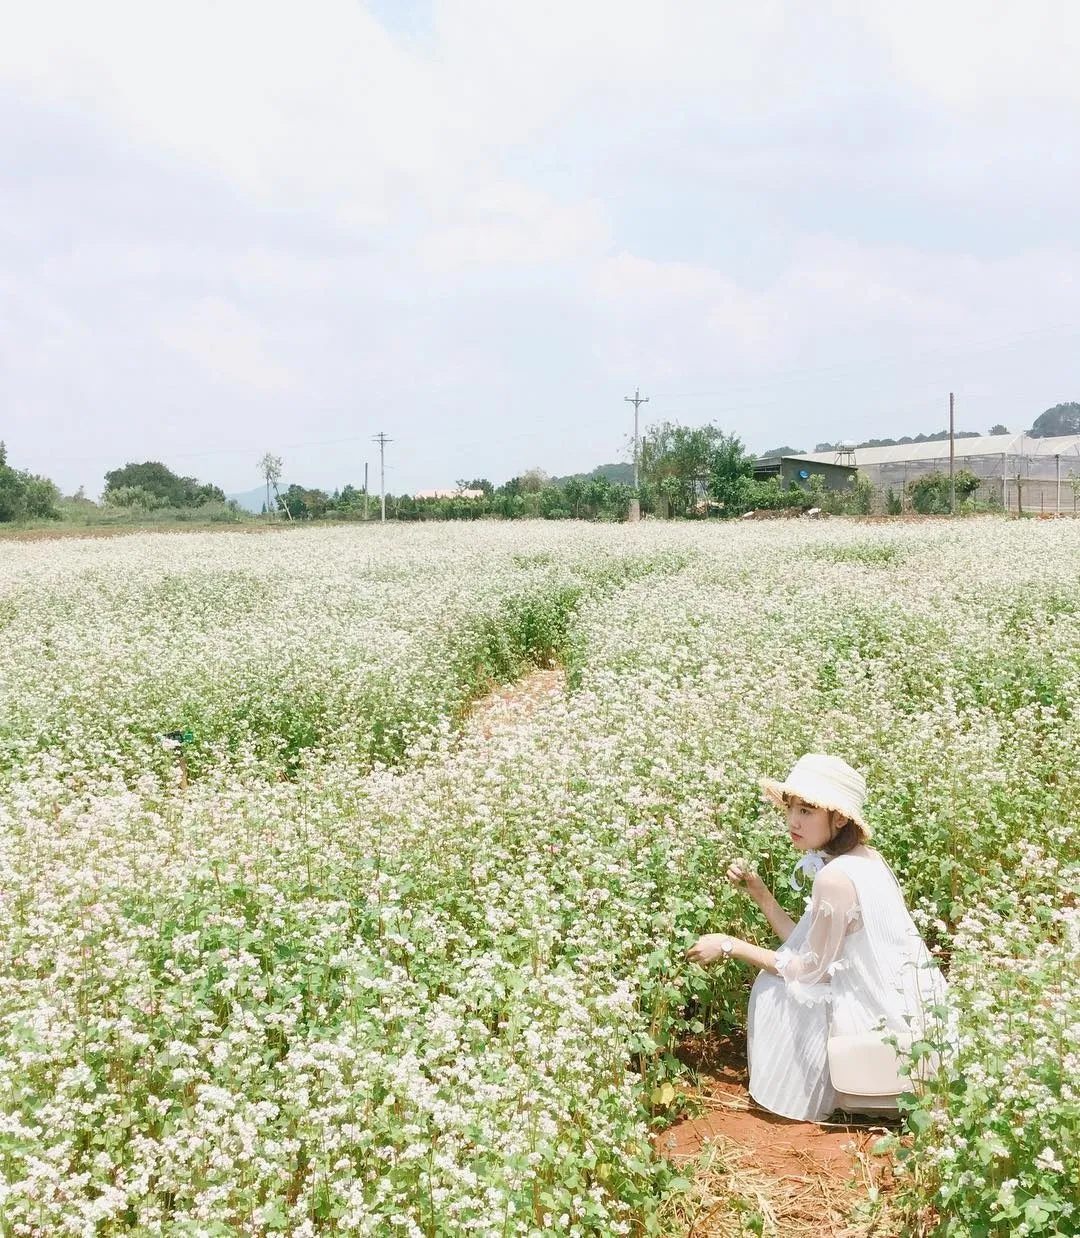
(158, 297), (293, 393)
(419, 185), (609, 269)
(588, 253), (773, 379)
(583, 236), (1080, 419)
(1, 1), (447, 223)
(867, 0), (1080, 113)
(2, 1), (1079, 493)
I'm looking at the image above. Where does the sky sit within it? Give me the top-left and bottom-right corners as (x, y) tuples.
(2, 0), (1079, 498)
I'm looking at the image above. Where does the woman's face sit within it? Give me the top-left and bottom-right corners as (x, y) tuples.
(784, 795), (838, 851)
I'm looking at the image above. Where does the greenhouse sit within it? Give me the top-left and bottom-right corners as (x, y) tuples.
(798, 431), (1080, 513)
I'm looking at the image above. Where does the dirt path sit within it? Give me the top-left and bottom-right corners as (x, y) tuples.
(656, 1036), (899, 1236)
(463, 666), (567, 738)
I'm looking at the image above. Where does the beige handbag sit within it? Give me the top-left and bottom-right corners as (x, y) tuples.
(827, 1031), (912, 1108)
(828, 1029), (942, 1112)
(825, 859), (945, 1109)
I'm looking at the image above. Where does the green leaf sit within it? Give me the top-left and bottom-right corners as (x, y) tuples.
(258, 1202), (289, 1230)
(1024, 1198), (1053, 1226)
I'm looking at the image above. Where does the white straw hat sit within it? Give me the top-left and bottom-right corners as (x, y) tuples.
(759, 753), (871, 840)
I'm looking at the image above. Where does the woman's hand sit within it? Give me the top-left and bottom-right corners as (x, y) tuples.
(686, 934), (736, 966)
(727, 860), (768, 903)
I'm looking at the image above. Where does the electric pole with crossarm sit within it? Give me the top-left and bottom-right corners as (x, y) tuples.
(625, 387), (649, 520)
(372, 432), (393, 522)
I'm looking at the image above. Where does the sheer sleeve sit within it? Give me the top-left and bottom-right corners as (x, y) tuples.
(773, 865), (861, 1002)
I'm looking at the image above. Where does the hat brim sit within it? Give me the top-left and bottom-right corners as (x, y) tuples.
(759, 776), (872, 840)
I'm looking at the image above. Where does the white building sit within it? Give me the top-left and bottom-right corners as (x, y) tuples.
(413, 489), (486, 500)
(798, 432), (1080, 512)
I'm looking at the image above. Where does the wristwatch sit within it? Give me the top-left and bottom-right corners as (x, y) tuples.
(719, 935), (735, 958)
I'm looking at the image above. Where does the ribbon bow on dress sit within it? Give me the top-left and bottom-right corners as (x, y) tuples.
(789, 850), (827, 891)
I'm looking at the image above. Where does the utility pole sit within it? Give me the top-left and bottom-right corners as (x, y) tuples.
(624, 387), (649, 521)
(372, 433), (392, 522)
(949, 392), (956, 516)
(364, 461), (369, 521)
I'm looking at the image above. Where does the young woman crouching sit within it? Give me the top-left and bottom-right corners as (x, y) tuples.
(687, 753), (947, 1122)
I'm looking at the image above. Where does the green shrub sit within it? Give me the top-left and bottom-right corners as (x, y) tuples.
(908, 469), (981, 514)
(0, 442), (61, 522)
(720, 476), (806, 517)
(851, 472), (875, 515)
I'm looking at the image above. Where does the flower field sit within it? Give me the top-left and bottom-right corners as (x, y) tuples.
(0, 521), (1076, 1236)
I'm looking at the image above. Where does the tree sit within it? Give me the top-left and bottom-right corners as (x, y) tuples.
(491, 489), (524, 518)
(104, 485), (165, 510)
(707, 432), (755, 515)
(553, 462), (634, 488)
(518, 468), (550, 495)
(454, 477), (494, 496)
(278, 484), (307, 519)
(104, 461), (183, 505)
(657, 475), (682, 519)
(104, 461), (225, 507)
(640, 421), (733, 518)
(908, 469), (981, 514)
(258, 452), (284, 515)
(989, 424), (1009, 435)
(1028, 403), (1080, 438)
(604, 482), (633, 521)
(637, 478), (657, 516)
(277, 484), (329, 520)
(0, 442), (61, 522)
(187, 480), (227, 505)
(563, 476), (585, 519)
(584, 473), (611, 518)
(758, 445), (806, 458)
(538, 486), (569, 519)
(329, 484), (366, 516)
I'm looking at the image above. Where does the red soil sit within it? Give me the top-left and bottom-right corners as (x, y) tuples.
(655, 1036), (898, 1234)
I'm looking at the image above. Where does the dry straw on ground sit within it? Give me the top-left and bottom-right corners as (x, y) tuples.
(656, 1037), (900, 1237)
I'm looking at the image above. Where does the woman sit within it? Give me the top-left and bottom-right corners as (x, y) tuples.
(686, 753), (947, 1122)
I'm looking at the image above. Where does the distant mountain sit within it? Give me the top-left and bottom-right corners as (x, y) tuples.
(227, 485), (295, 513)
(550, 462), (634, 487)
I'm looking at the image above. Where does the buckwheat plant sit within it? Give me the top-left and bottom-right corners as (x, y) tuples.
(0, 519), (1077, 1234)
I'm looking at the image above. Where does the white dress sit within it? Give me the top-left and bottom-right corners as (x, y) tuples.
(746, 850), (947, 1122)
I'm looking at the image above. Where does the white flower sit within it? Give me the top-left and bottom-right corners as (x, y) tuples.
(1035, 1147), (1064, 1174)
